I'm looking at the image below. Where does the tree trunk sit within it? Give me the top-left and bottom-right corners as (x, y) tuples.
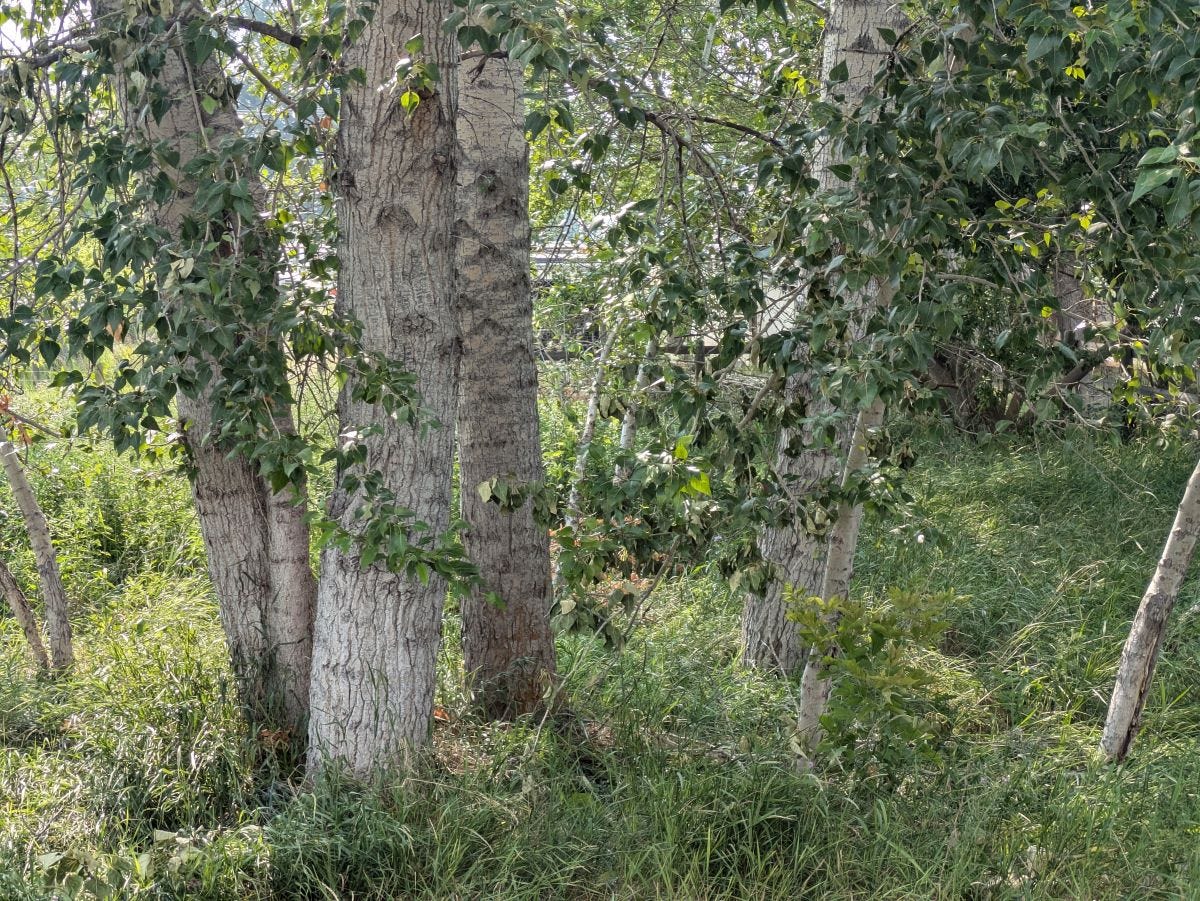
(795, 397), (886, 754)
(307, 0), (460, 776)
(455, 57), (556, 719)
(740, 379), (839, 674)
(741, 0), (903, 675)
(1100, 453), (1200, 762)
(565, 320), (623, 526)
(0, 555), (50, 672)
(0, 440), (72, 671)
(93, 0), (316, 731)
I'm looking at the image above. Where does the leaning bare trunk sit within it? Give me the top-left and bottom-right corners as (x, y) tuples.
(94, 0), (317, 731)
(0, 440), (72, 671)
(455, 57), (556, 719)
(1100, 454), (1200, 762)
(741, 0), (904, 675)
(307, 0), (460, 776)
(0, 555), (50, 672)
(795, 397), (886, 755)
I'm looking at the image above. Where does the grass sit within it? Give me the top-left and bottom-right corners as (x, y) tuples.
(3, 424), (1200, 898)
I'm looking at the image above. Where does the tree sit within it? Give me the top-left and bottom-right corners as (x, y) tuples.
(0, 435), (73, 671)
(742, 0), (903, 679)
(456, 55), (556, 719)
(89, 0), (317, 732)
(306, 0), (461, 775)
(1101, 455), (1200, 761)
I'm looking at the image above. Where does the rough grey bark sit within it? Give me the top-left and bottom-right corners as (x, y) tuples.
(740, 377), (840, 674)
(0, 554), (50, 672)
(94, 1), (316, 730)
(455, 57), (556, 719)
(307, 0), (460, 775)
(1100, 454), (1200, 762)
(0, 440), (72, 671)
(741, 0), (903, 675)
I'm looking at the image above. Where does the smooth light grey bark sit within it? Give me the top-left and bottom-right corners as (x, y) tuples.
(307, 0), (460, 775)
(795, 397), (886, 753)
(94, 1), (316, 729)
(0, 439), (72, 671)
(741, 0), (903, 676)
(1101, 454), (1200, 762)
(455, 56), (556, 719)
(0, 552), (51, 672)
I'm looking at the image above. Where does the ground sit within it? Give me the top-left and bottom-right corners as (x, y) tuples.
(2, 423), (1199, 899)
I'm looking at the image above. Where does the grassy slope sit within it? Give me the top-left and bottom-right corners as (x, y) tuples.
(1, 429), (1199, 899)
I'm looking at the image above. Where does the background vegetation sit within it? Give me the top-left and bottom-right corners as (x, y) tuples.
(3, 385), (1199, 897)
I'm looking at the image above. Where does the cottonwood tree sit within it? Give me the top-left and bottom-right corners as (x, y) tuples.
(306, 0), (462, 775)
(744, 0), (905, 687)
(455, 54), (556, 719)
(0, 0), (330, 730)
(87, 0), (318, 732)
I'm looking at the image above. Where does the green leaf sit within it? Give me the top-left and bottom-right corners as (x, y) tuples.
(1130, 165), (1179, 202)
(399, 90), (420, 113)
(828, 60), (849, 83)
(1026, 33), (1060, 62)
(1138, 145), (1179, 167)
(1165, 176), (1194, 227)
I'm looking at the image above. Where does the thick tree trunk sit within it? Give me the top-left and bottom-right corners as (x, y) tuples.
(307, 0), (460, 776)
(741, 0), (903, 675)
(740, 381), (838, 675)
(0, 555), (50, 672)
(0, 440), (72, 671)
(455, 57), (556, 719)
(94, 1), (316, 730)
(1100, 454), (1200, 762)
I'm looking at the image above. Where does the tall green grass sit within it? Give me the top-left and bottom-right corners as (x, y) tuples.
(3, 425), (1200, 898)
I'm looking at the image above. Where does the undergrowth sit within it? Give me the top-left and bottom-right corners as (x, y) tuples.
(2, 426), (1200, 898)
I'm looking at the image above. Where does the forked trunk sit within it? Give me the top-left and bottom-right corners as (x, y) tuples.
(93, 0), (316, 730)
(795, 397), (886, 755)
(307, 0), (460, 776)
(1101, 453), (1200, 762)
(455, 56), (556, 719)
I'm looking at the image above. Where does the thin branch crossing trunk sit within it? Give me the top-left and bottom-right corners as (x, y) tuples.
(795, 397), (885, 755)
(1100, 453), (1200, 762)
